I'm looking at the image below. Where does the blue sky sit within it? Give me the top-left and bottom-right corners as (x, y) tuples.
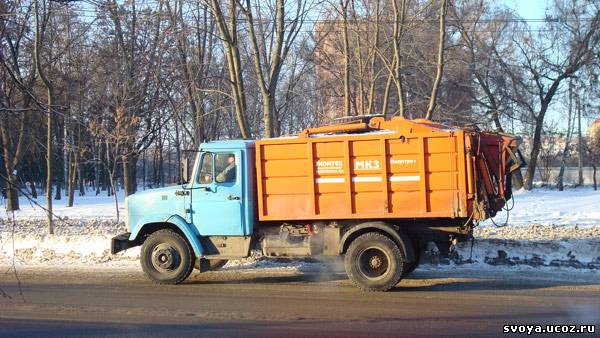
(503, 0), (600, 132)
(505, 0), (551, 20)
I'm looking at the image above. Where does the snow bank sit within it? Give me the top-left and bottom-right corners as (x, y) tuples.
(1, 187), (599, 275)
(1, 219), (599, 275)
(0, 218), (138, 267)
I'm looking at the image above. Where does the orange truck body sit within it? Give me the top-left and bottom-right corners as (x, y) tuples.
(255, 116), (519, 223)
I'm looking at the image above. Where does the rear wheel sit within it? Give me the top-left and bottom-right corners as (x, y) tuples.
(344, 232), (405, 292)
(140, 229), (195, 284)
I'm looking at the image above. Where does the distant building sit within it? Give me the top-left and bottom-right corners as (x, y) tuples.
(589, 118), (600, 142)
(313, 18), (474, 125)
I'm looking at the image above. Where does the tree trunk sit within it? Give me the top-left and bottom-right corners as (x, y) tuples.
(142, 149), (146, 190)
(0, 115), (26, 211)
(512, 170), (524, 190)
(108, 171), (120, 223)
(78, 162), (85, 196)
(34, 0), (54, 234)
(340, 0), (350, 116)
(556, 166), (566, 191)
(208, 0), (250, 138)
(30, 179), (38, 199)
(262, 92), (273, 137)
(45, 87), (53, 233)
(524, 117), (544, 191)
(577, 97), (583, 186)
(95, 142), (101, 195)
(4, 175), (19, 211)
(425, 0), (448, 120)
(592, 164), (597, 190)
(381, 70), (393, 117)
(391, 0), (406, 117)
(557, 81), (574, 191)
(54, 117), (63, 200)
(123, 154), (138, 196)
(67, 161), (76, 207)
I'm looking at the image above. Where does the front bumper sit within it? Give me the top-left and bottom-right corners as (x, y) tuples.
(111, 232), (137, 254)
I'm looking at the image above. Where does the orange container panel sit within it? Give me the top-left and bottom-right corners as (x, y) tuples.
(255, 118), (472, 222)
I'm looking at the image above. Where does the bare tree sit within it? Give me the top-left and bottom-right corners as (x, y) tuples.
(238, 0), (306, 137)
(365, 0), (382, 116)
(425, 0), (448, 120)
(339, 0), (351, 116)
(34, 0), (55, 234)
(207, 0), (251, 138)
(90, 107), (141, 222)
(499, 3), (600, 190)
(556, 79), (576, 190)
(0, 0), (35, 211)
(588, 121), (600, 190)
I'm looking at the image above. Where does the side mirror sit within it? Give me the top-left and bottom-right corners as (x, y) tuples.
(180, 158), (191, 183)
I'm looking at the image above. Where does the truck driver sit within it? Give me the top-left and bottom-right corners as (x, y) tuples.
(216, 154), (236, 183)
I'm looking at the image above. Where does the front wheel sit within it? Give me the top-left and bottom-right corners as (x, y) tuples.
(344, 232), (405, 292)
(140, 229), (195, 284)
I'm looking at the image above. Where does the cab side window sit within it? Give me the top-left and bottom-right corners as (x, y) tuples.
(198, 153), (214, 184)
(215, 153), (236, 183)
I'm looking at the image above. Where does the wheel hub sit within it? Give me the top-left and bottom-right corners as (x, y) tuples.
(151, 243), (181, 271)
(358, 247), (390, 280)
(369, 256), (382, 269)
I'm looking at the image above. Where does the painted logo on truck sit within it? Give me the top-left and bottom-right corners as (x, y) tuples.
(354, 160), (380, 171)
(317, 159), (417, 173)
(316, 160), (343, 174)
(390, 159), (416, 165)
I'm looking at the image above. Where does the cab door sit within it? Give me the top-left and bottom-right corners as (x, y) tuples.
(191, 151), (246, 236)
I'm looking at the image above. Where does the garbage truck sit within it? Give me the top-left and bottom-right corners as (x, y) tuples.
(111, 116), (521, 291)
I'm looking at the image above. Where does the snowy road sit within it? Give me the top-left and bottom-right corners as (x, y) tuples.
(1, 267), (599, 337)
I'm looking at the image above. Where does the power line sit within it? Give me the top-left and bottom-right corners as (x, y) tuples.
(1, 9), (597, 23)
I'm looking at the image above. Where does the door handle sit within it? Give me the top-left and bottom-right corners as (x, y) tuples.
(175, 190), (190, 196)
(227, 195), (240, 200)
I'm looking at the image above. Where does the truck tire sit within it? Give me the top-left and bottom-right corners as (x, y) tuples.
(208, 259), (228, 271)
(140, 229), (195, 285)
(344, 232), (405, 292)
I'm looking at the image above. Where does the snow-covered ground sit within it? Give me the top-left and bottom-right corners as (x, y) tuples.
(481, 187), (600, 227)
(8, 187), (600, 226)
(6, 191), (126, 220)
(1, 187), (599, 276)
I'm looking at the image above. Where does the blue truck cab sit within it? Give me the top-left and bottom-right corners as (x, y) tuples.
(111, 140), (256, 284)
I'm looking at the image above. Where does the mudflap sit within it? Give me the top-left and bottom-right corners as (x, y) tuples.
(195, 258), (211, 272)
(111, 232), (137, 254)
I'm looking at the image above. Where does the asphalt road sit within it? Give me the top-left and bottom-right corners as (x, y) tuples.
(0, 266), (599, 337)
